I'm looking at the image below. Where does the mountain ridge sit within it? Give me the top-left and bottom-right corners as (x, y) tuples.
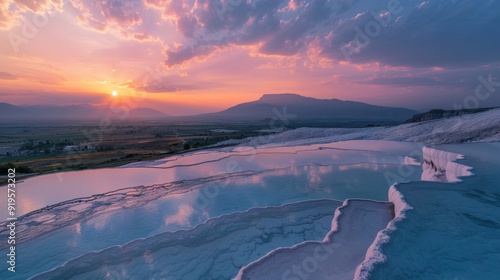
(197, 93), (419, 122)
(0, 103), (166, 120)
(404, 107), (500, 123)
(1, 94), (419, 122)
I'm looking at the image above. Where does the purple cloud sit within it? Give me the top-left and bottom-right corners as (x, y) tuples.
(160, 0), (500, 70)
(0, 72), (18, 80)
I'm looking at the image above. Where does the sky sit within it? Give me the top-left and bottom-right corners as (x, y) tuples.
(1, 0), (500, 115)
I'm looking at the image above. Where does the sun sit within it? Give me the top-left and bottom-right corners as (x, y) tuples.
(112, 90), (118, 97)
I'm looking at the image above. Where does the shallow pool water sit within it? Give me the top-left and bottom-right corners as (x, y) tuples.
(0, 140), (422, 219)
(0, 140), (423, 279)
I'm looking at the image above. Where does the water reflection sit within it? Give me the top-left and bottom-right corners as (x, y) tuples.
(0, 140), (421, 219)
(164, 204), (194, 227)
(0, 161), (422, 278)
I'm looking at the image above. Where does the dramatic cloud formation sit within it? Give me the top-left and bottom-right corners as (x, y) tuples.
(0, 0), (62, 29)
(69, 0), (144, 33)
(162, 0), (334, 66)
(0, 0), (17, 29)
(1, 0), (500, 114)
(159, 0), (500, 68)
(322, 0), (500, 67)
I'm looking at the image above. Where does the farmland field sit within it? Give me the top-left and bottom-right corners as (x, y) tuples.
(0, 120), (278, 185)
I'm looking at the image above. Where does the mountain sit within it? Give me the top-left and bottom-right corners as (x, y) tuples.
(0, 103), (166, 121)
(128, 107), (167, 119)
(0, 94), (418, 122)
(0, 103), (20, 116)
(404, 107), (499, 123)
(197, 93), (419, 122)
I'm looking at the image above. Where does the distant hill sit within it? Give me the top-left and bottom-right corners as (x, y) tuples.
(404, 107), (499, 123)
(128, 107), (167, 119)
(0, 103), (166, 121)
(0, 94), (420, 123)
(0, 103), (20, 115)
(196, 93), (418, 122)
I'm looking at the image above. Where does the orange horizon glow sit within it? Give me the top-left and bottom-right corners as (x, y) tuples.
(1, 1), (499, 115)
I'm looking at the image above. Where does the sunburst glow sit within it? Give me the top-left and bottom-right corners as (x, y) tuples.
(112, 90), (118, 97)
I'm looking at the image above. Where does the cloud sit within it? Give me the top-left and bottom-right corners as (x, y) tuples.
(164, 204), (193, 226)
(0, 0), (61, 29)
(0, 90), (106, 105)
(97, 75), (202, 93)
(144, 0), (195, 36)
(358, 76), (437, 87)
(257, 0), (332, 55)
(131, 32), (156, 41)
(164, 44), (219, 67)
(162, 0), (335, 66)
(14, 0), (63, 13)
(69, 0), (146, 38)
(70, 0), (142, 28)
(0, 72), (18, 80)
(321, 0), (500, 68)
(139, 83), (195, 93)
(98, 0), (142, 26)
(160, 0), (500, 69)
(4, 0), (500, 113)
(5, 0), (500, 70)
(0, 0), (18, 29)
(136, 75), (203, 93)
(144, 0), (184, 17)
(353, 63), (500, 90)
